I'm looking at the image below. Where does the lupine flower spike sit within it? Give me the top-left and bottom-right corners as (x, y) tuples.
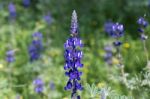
(8, 2), (16, 19)
(6, 50), (15, 63)
(23, 0), (30, 8)
(43, 12), (52, 25)
(105, 22), (126, 83)
(28, 32), (43, 61)
(33, 78), (44, 93)
(5, 49), (16, 89)
(137, 17), (149, 68)
(64, 10), (83, 99)
(104, 45), (113, 66)
(49, 81), (55, 90)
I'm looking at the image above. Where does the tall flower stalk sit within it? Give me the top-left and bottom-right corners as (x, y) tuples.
(8, 2), (16, 19)
(64, 10), (83, 99)
(105, 22), (126, 83)
(104, 44), (113, 66)
(32, 78), (48, 98)
(28, 32), (43, 62)
(137, 17), (149, 68)
(23, 0), (30, 8)
(6, 50), (15, 88)
(112, 23), (126, 83)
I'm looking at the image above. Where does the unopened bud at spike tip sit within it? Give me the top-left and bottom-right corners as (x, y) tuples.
(70, 10), (78, 34)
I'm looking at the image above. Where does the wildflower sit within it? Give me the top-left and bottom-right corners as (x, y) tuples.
(137, 17), (148, 28)
(64, 10), (83, 98)
(0, 64), (4, 69)
(33, 78), (44, 93)
(104, 45), (113, 65)
(8, 2), (16, 18)
(23, 0), (30, 7)
(113, 41), (122, 46)
(137, 17), (149, 67)
(63, 97), (69, 99)
(105, 22), (124, 47)
(105, 22), (124, 38)
(111, 23), (124, 38)
(28, 32), (43, 61)
(43, 12), (52, 25)
(49, 81), (55, 90)
(6, 50), (15, 63)
(137, 17), (149, 40)
(123, 42), (130, 49)
(112, 58), (120, 65)
(104, 21), (114, 35)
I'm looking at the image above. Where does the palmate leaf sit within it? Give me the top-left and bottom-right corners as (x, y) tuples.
(100, 87), (115, 99)
(110, 95), (134, 99)
(85, 83), (99, 98)
(141, 71), (150, 86)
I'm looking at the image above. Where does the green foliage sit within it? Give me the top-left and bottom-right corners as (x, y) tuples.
(0, 0), (150, 98)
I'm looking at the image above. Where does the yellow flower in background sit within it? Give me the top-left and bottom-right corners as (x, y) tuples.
(63, 97), (69, 99)
(20, 96), (23, 99)
(112, 58), (119, 65)
(97, 82), (105, 88)
(0, 63), (4, 69)
(123, 42), (130, 49)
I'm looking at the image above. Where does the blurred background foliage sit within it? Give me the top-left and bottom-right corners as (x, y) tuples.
(0, 0), (150, 98)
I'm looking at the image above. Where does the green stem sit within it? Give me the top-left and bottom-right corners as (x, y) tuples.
(142, 40), (149, 66)
(8, 63), (12, 89)
(116, 43), (127, 84)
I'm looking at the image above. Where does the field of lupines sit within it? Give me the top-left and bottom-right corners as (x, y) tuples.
(0, 0), (150, 99)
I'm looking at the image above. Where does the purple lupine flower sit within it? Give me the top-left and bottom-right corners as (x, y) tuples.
(28, 32), (43, 61)
(64, 10), (83, 98)
(104, 45), (113, 65)
(23, 0), (30, 7)
(137, 17), (149, 40)
(49, 81), (55, 90)
(70, 11), (78, 34)
(43, 12), (52, 25)
(6, 50), (15, 63)
(105, 22), (124, 46)
(111, 23), (124, 38)
(33, 78), (44, 93)
(137, 17), (149, 28)
(8, 2), (16, 18)
(104, 21), (114, 35)
(104, 22), (124, 38)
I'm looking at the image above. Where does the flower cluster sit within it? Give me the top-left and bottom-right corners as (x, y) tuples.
(23, 0), (30, 8)
(104, 22), (124, 46)
(28, 32), (43, 61)
(104, 45), (113, 65)
(43, 12), (52, 25)
(104, 21), (114, 35)
(64, 10), (83, 98)
(6, 50), (15, 63)
(49, 81), (55, 90)
(137, 17), (149, 40)
(105, 22), (124, 38)
(8, 2), (16, 19)
(33, 78), (44, 93)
